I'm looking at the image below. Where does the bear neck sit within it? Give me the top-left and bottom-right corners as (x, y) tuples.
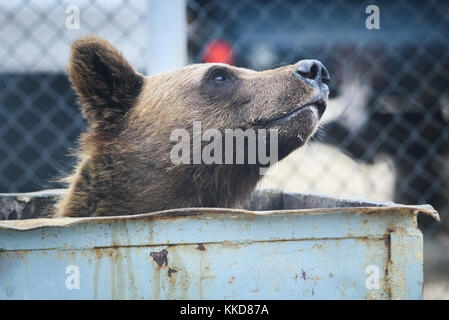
(57, 150), (262, 217)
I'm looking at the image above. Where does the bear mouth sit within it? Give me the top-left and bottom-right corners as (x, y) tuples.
(255, 101), (326, 127)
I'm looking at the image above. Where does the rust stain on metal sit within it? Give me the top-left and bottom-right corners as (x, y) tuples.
(167, 268), (177, 277)
(364, 211), (379, 215)
(149, 249), (168, 268)
(384, 229), (393, 272)
(383, 228), (394, 299)
(196, 244), (206, 251)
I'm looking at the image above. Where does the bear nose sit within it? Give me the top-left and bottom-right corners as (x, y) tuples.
(294, 59), (330, 86)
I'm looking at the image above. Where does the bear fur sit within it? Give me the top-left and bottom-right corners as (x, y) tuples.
(55, 36), (328, 217)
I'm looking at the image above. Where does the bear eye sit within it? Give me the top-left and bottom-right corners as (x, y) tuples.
(209, 68), (232, 84)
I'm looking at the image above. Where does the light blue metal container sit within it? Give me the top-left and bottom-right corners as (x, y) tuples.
(0, 190), (439, 299)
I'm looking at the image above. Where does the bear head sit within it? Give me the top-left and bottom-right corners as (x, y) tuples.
(56, 36), (329, 217)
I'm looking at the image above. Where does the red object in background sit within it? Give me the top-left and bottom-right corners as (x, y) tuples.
(202, 40), (235, 65)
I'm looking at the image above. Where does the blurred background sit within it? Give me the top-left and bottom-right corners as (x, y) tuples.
(0, 0), (448, 298)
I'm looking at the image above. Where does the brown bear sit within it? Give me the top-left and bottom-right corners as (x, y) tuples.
(55, 36), (329, 217)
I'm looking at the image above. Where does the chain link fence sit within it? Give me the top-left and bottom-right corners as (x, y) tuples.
(1, 0), (449, 298)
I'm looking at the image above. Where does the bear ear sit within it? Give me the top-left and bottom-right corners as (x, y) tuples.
(68, 36), (144, 133)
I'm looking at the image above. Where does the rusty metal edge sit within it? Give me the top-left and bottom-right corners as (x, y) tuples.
(0, 204), (439, 231)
